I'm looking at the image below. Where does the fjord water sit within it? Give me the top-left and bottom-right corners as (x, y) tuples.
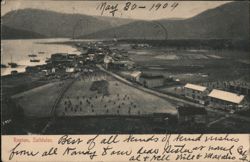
(1, 38), (81, 76)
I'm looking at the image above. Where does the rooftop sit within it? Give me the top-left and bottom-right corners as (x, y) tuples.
(131, 71), (142, 78)
(141, 74), (164, 80)
(208, 89), (245, 104)
(184, 83), (207, 92)
(228, 81), (250, 89)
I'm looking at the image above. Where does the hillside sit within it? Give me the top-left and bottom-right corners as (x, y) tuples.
(2, 2), (249, 40)
(2, 9), (134, 39)
(1, 25), (46, 39)
(82, 2), (249, 40)
(159, 1), (250, 39)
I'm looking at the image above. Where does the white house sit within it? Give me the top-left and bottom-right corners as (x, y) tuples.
(184, 83), (208, 105)
(130, 71), (142, 82)
(208, 89), (245, 110)
(66, 67), (75, 73)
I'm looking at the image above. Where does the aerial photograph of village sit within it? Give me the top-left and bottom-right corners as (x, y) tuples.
(1, 0), (250, 134)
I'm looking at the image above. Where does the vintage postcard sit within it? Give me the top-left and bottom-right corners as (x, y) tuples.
(1, 0), (250, 161)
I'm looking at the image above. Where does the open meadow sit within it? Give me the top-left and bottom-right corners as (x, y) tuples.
(56, 70), (177, 117)
(12, 81), (67, 118)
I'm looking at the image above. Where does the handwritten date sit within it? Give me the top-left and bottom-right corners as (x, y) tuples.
(96, 2), (179, 17)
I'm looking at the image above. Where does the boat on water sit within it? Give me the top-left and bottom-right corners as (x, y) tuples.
(1, 64), (8, 68)
(8, 62), (18, 68)
(28, 54), (37, 57)
(45, 58), (51, 63)
(30, 59), (40, 62)
(8, 55), (18, 68)
(11, 70), (18, 75)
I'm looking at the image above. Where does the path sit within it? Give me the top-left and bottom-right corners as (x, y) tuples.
(41, 73), (81, 133)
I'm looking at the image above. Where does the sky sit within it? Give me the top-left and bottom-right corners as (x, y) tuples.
(1, 0), (231, 20)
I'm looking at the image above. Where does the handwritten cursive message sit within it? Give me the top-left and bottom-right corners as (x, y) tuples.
(96, 1), (179, 16)
(2, 134), (250, 162)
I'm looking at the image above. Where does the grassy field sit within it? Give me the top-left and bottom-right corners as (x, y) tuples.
(128, 48), (250, 83)
(12, 81), (66, 118)
(1, 73), (50, 97)
(56, 71), (177, 117)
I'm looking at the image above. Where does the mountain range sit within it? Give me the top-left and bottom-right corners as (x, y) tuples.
(2, 25), (46, 39)
(2, 9), (134, 39)
(82, 2), (249, 40)
(1, 2), (249, 40)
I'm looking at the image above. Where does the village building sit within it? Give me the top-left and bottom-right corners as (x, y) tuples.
(103, 56), (113, 69)
(184, 83), (208, 105)
(65, 67), (75, 73)
(139, 74), (165, 88)
(50, 53), (75, 66)
(226, 81), (250, 96)
(51, 67), (56, 73)
(130, 71), (142, 82)
(109, 62), (126, 70)
(41, 69), (49, 75)
(25, 66), (41, 73)
(208, 89), (245, 111)
(119, 61), (134, 69)
(68, 54), (78, 60)
(87, 54), (95, 61)
(105, 60), (134, 70)
(25, 65), (48, 75)
(51, 53), (68, 61)
(50, 67), (66, 75)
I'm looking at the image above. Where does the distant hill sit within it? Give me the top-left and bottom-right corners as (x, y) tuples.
(2, 2), (249, 40)
(2, 9), (134, 39)
(82, 2), (249, 40)
(1, 25), (46, 39)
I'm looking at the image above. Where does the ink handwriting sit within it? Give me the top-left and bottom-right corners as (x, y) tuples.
(96, 2), (179, 17)
(9, 143), (39, 160)
(6, 134), (249, 161)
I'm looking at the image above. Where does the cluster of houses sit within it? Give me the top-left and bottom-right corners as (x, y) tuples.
(103, 51), (134, 70)
(24, 40), (249, 114)
(25, 53), (82, 77)
(123, 71), (248, 112)
(25, 41), (134, 77)
(202, 81), (250, 96)
(183, 83), (248, 112)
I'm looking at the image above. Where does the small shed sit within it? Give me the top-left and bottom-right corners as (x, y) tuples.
(130, 71), (142, 82)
